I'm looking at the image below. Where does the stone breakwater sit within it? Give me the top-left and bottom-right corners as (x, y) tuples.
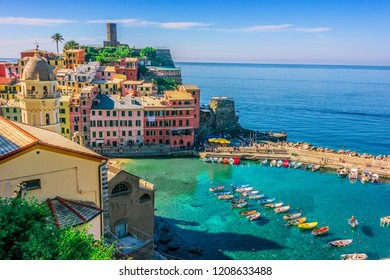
(200, 141), (390, 179)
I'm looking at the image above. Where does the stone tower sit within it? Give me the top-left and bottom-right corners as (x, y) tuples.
(18, 53), (60, 133)
(104, 23), (120, 47)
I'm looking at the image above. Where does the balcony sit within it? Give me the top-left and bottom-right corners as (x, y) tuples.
(18, 92), (60, 99)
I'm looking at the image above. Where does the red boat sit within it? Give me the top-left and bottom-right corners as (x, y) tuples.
(233, 158), (240, 165)
(283, 160), (290, 168)
(311, 226), (329, 236)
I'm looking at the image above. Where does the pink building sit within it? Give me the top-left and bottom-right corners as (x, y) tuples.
(115, 58), (138, 81)
(121, 80), (157, 97)
(142, 90), (196, 148)
(0, 62), (20, 79)
(69, 86), (98, 145)
(96, 66), (116, 80)
(90, 95), (144, 147)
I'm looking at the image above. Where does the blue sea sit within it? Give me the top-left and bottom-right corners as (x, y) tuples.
(123, 63), (390, 260)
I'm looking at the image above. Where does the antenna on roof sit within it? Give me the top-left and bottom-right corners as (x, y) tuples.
(34, 41), (39, 51)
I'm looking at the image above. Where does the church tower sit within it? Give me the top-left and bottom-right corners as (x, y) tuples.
(18, 52), (60, 133)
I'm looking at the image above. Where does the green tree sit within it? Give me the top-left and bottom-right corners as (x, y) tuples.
(114, 45), (133, 58)
(140, 47), (157, 60)
(63, 40), (80, 51)
(51, 33), (64, 54)
(0, 197), (114, 260)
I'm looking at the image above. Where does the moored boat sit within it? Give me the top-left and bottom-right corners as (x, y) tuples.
(312, 164), (321, 172)
(242, 190), (259, 196)
(229, 158), (234, 165)
(311, 226), (329, 236)
(258, 198), (275, 204)
(218, 194), (234, 200)
(270, 160), (277, 167)
(214, 191), (231, 196)
(274, 205), (290, 213)
(290, 161), (296, 168)
(306, 163), (314, 170)
(371, 173), (379, 183)
(231, 202), (248, 209)
(239, 209), (256, 216)
(294, 162), (302, 169)
(328, 239), (353, 247)
(276, 160), (283, 168)
(341, 253), (368, 260)
(349, 168), (358, 180)
(286, 217), (306, 226)
(336, 167), (348, 177)
(231, 197), (245, 204)
(380, 216), (390, 226)
(265, 202), (283, 209)
(233, 158), (240, 165)
(248, 194), (265, 200)
(218, 157), (223, 164)
(203, 157), (212, 163)
(235, 187), (253, 193)
(232, 184), (250, 189)
(348, 217), (359, 228)
(223, 158), (230, 164)
(247, 212), (261, 221)
(283, 160), (290, 168)
(298, 222), (318, 230)
(360, 170), (372, 183)
(260, 159), (268, 166)
(209, 185), (224, 192)
(283, 212), (302, 220)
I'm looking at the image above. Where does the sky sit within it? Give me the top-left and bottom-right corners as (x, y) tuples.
(1, 0), (390, 65)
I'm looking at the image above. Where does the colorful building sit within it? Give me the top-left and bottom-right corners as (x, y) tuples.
(90, 95), (144, 147)
(48, 55), (66, 70)
(179, 85), (201, 129)
(0, 116), (107, 239)
(96, 66), (116, 80)
(115, 58), (138, 81)
(0, 99), (21, 122)
(0, 77), (20, 100)
(0, 62), (20, 79)
(20, 49), (54, 59)
(121, 80), (157, 97)
(91, 78), (122, 95)
(59, 95), (71, 139)
(64, 49), (85, 68)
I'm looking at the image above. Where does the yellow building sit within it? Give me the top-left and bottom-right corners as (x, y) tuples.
(0, 116), (107, 239)
(91, 78), (122, 95)
(48, 55), (66, 70)
(0, 78), (20, 100)
(17, 54), (61, 134)
(59, 95), (71, 139)
(0, 99), (21, 122)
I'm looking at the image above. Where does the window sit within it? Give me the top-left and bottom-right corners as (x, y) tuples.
(128, 111), (132, 117)
(92, 132), (96, 138)
(92, 111), (95, 116)
(179, 120), (183, 126)
(61, 128), (65, 133)
(137, 111), (140, 117)
(113, 111), (117, 117)
(107, 131), (110, 137)
(99, 111), (102, 116)
(113, 131), (117, 137)
(22, 179), (41, 190)
(122, 131), (125, 136)
(128, 131), (132, 136)
(45, 114), (50, 125)
(74, 125), (79, 131)
(99, 131), (103, 137)
(115, 220), (127, 238)
(186, 120), (189, 126)
(121, 111), (125, 117)
(111, 183), (130, 196)
(106, 111), (110, 117)
(137, 130), (141, 136)
(139, 194), (151, 203)
(186, 110), (189, 115)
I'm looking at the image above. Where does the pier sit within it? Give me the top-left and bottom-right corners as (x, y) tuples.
(199, 143), (390, 179)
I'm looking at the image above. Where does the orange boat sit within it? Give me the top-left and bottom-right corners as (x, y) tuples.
(239, 209), (256, 216)
(311, 226), (329, 236)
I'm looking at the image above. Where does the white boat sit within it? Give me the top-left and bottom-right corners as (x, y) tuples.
(276, 160), (283, 168)
(274, 205), (290, 213)
(203, 157), (211, 163)
(312, 164), (321, 172)
(371, 173), (379, 183)
(229, 158), (234, 165)
(265, 202), (283, 209)
(258, 198), (276, 204)
(242, 190), (259, 196)
(336, 167), (348, 177)
(290, 161), (296, 168)
(349, 168), (358, 180)
(247, 212), (261, 221)
(270, 160), (277, 167)
(248, 194), (265, 200)
(341, 253), (368, 260)
(235, 187), (254, 193)
(360, 170), (371, 183)
(260, 159), (268, 166)
(217, 157), (223, 164)
(294, 162), (302, 169)
(306, 163), (314, 170)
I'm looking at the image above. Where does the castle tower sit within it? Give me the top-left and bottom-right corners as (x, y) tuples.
(18, 53), (60, 133)
(104, 23), (120, 47)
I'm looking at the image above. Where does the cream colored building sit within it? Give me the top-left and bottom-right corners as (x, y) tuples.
(0, 116), (107, 239)
(18, 54), (60, 134)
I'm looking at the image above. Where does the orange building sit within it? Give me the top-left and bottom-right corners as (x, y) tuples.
(64, 49), (85, 68)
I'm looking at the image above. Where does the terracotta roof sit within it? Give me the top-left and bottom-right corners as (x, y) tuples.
(181, 85), (200, 90)
(0, 77), (14, 85)
(46, 197), (102, 229)
(165, 91), (193, 101)
(0, 116), (106, 161)
(125, 58), (138, 62)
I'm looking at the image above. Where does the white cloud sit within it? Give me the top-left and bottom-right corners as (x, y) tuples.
(88, 18), (210, 30)
(0, 17), (78, 26)
(292, 27), (333, 33)
(214, 24), (294, 32)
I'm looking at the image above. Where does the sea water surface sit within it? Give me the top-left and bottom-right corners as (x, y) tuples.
(124, 158), (390, 260)
(177, 62), (390, 156)
(124, 63), (389, 260)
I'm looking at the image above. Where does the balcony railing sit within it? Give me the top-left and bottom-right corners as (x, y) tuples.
(18, 92), (60, 99)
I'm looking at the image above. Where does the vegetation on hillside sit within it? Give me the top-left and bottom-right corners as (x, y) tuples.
(154, 77), (178, 93)
(63, 40), (80, 51)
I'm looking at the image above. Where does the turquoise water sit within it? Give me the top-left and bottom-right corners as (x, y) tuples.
(176, 62), (390, 155)
(124, 158), (390, 260)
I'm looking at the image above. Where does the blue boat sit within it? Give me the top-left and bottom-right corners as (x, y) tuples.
(257, 198), (275, 204)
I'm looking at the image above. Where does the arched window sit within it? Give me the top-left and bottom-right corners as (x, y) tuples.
(139, 194), (151, 203)
(31, 86), (36, 94)
(45, 113), (50, 125)
(111, 183), (130, 196)
(43, 86), (48, 94)
(179, 139), (184, 145)
(173, 140), (177, 146)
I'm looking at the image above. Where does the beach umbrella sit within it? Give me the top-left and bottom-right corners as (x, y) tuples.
(208, 138), (217, 143)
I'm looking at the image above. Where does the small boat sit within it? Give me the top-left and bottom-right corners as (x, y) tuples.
(348, 217), (359, 228)
(214, 191), (231, 196)
(217, 157), (223, 164)
(312, 164), (321, 172)
(209, 185), (224, 192)
(371, 173), (379, 183)
(232, 184), (250, 189)
(229, 158), (234, 165)
(349, 168), (358, 180)
(270, 160), (277, 167)
(286, 217), (306, 226)
(231, 197), (246, 204)
(328, 239), (353, 247)
(203, 157), (212, 163)
(223, 158), (230, 164)
(260, 159), (268, 166)
(341, 253), (368, 260)
(380, 216), (390, 226)
(235, 187), (253, 193)
(306, 163), (314, 170)
(311, 226), (329, 236)
(265, 202), (283, 209)
(276, 160), (283, 168)
(233, 158), (240, 165)
(294, 162), (302, 169)
(248, 194), (265, 200)
(239, 209), (257, 216)
(242, 190), (259, 196)
(360, 170), (371, 183)
(336, 167), (348, 177)
(218, 194), (234, 200)
(247, 212), (261, 221)
(290, 161), (296, 168)
(231, 202), (248, 209)
(298, 222), (318, 230)
(283, 160), (290, 168)
(274, 205), (290, 213)
(283, 212), (302, 220)
(258, 198), (275, 204)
